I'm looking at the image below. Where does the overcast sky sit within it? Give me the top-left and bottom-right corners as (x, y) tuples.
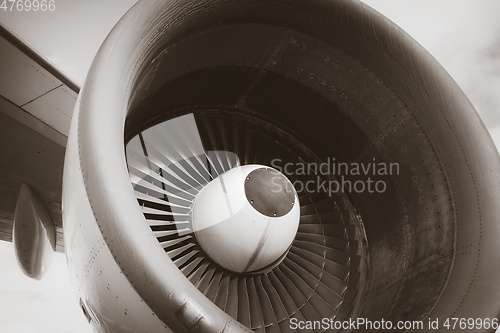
(1, 0), (500, 332)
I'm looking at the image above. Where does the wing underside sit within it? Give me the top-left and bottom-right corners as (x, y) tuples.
(0, 24), (80, 254)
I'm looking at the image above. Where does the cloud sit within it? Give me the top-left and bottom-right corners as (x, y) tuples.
(0, 241), (92, 333)
(1, 323), (37, 333)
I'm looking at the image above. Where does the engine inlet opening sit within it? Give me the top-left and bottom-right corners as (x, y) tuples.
(124, 110), (366, 327)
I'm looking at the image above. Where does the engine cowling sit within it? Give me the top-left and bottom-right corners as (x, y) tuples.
(63, 0), (500, 332)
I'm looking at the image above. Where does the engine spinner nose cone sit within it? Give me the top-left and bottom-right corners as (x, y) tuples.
(191, 165), (300, 273)
(244, 167), (295, 217)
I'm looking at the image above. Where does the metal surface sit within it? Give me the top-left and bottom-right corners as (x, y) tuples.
(190, 164), (300, 273)
(63, 0), (500, 332)
(0, 35), (62, 106)
(0, 110), (66, 251)
(22, 85), (76, 136)
(0, 28), (78, 136)
(244, 167), (295, 218)
(13, 183), (55, 279)
(125, 111), (360, 330)
(0, 24), (80, 94)
(0, 25), (79, 253)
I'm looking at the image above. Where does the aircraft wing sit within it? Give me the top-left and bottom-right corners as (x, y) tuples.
(0, 24), (80, 253)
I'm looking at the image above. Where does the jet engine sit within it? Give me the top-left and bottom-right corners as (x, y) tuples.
(63, 0), (500, 332)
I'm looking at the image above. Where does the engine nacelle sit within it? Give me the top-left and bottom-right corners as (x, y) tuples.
(63, 0), (500, 332)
